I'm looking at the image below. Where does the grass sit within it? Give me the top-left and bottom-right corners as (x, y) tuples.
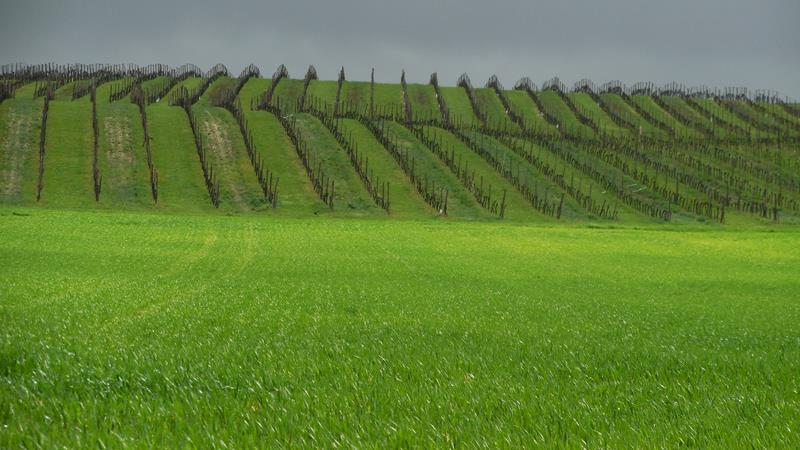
(659, 96), (718, 137)
(164, 77), (204, 100)
(1, 207), (799, 447)
(191, 97), (266, 211)
(3, 74), (800, 225)
(722, 100), (797, 137)
(438, 86), (479, 126)
(372, 82), (404, 116)
(599, 93), (665, 138)
(468, 132), (615, 221)
(335, 119), (435, 218)
(473, 88), (520, 132)
(145, 101), (211, 212)
(628, 95), (700, 138)
(238, 78), (325, 214)
(292, 113), (383, 215)
(39, 97), (94, 207)
(196, 77), (236, 107)
(757, 101), (800, 127)
(382, 122), (489, 219)
(94, 82), (152, 207)
(405, 83), (440, 122)
(52, 81), (79, 101)
(535, 91), (596, 139)
(567, 92), (628, 138)
(425, 126), (547, 221)
(272, 79), (306, 112)
(140, 76), (170, 95)
(503, 90), (560, 136)
(339, 81), (371, 115)
(305, 80), (339, 107)
(692, 98), (754, 137)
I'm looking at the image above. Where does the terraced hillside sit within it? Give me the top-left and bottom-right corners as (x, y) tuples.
(1, 63), (798, 225)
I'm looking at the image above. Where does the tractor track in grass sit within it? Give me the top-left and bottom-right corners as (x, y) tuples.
(102, 116), (136, 195)
(0, 110), (34, 199)
(201, 112), (247, 209)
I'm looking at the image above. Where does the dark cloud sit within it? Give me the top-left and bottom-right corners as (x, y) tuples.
(1, 0), (798, 98)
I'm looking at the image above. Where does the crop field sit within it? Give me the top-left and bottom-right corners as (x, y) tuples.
(1, 208), (799, 447)
(1, 62), (800, 446)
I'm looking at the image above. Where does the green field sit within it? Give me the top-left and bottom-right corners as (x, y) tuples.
(2, 207), (799, 447)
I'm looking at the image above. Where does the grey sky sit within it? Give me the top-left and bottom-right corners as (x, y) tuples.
(2, 0), (798, 98)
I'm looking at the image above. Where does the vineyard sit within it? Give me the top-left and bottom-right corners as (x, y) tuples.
(1, 63), (799, 224)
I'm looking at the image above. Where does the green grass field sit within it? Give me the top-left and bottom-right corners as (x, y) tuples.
(2, 207), (799, 447)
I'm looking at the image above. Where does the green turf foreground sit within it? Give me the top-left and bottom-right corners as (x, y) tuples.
(1, 208), (799, 447)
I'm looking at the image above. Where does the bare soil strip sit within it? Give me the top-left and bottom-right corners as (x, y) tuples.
(0, 109), (34, 200)
(202, 112), (246, 208)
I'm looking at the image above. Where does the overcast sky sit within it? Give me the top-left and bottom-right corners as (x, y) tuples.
(2, 0), (798, 98)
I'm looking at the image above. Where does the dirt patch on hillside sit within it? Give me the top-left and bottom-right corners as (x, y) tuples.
(102, 115), (137, 197)
(202, 112), (245, 207)
(104, 116), (134, 163)
(202, 115), (234, 161)
(0, 110), (34, 199)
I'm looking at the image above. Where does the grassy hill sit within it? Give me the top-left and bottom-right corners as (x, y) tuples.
(1, 65), (798, 226)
